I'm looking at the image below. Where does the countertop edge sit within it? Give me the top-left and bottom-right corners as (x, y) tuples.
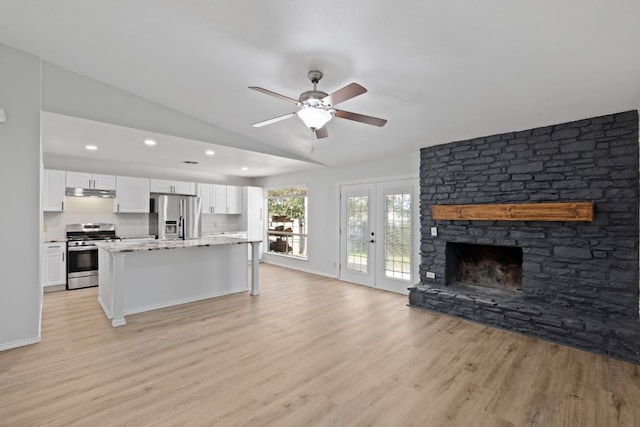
(97, 236), (261, 253)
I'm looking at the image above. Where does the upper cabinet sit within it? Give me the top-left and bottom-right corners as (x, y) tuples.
(197, 184), (241, 214)
(42, 169), (66, 212)
(149, 179), (196, 195)
(66, 172), (116, 190)
(226, 186), (242, 214)
(198, 183), (213, 214)
(115, 176), (150, 213)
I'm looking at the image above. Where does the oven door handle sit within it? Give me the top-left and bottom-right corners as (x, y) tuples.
(67, 246), (98, 252)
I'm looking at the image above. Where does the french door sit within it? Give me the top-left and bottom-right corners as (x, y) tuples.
(339, 179), (418, 294)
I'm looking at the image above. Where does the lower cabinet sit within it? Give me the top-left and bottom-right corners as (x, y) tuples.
(42, 242), (66, 291)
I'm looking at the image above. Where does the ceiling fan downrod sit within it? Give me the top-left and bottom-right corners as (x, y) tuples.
(308, 70), (323, 91)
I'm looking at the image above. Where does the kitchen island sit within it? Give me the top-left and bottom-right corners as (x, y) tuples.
(97, 236), (261, 327)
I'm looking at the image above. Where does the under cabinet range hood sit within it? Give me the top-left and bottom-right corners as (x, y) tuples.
(65, 187), (116, 198)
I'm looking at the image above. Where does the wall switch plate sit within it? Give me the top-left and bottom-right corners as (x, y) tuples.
(430, 227), (438, 236)
(0, 108), (6, 123)
(426, 271), (436, 279)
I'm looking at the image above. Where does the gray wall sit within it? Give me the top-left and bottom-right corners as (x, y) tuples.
(0, 43), (42, 349)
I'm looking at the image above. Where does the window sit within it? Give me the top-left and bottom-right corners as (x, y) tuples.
(266, 186), (308, 259)
(384, 192), (411, 280)
(346, 194), (369, 273)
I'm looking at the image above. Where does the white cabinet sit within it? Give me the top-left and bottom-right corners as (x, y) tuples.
(42, 242), (66, 290)
(198, 184), (242, 214)
(150, 179), (196, 195)
(42, 169), (66, 211)
(115, 176), (150, 213)
(66, 172), (116, 190)
(226, 186), (242, 214)
(197, 183), (214, 214)
(213, 185), (227, 213)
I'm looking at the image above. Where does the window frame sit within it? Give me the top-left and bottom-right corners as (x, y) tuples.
(265, 185), (309, 260)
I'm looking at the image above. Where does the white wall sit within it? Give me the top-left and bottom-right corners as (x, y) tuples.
(41, 63), (308, 163)
(0, 43), (42, 350)
(201, 214), (242, 234)
(43, 197), (244, 240)
(43, 197), (150, 240)
(254, 150), (420, 277)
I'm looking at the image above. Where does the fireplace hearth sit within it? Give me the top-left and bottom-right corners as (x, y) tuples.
(445, 242), (522, 292)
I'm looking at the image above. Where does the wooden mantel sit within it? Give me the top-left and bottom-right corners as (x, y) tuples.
(431, 202), (594, 222)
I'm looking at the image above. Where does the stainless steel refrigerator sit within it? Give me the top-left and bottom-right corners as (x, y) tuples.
(150, 194), (202, 240)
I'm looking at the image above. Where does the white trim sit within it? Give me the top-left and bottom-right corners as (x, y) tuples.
(336, 173), (418, 187)
(263, 252), (308, 262)
(0, 336), (41, 352)
(262, 260), (338, 279)
(123, 289), (248, 316)
(98, 295), (113, 319)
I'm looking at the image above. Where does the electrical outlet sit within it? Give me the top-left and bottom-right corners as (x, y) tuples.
(426, 271), (436, 279)
(430, 227), (438, 236)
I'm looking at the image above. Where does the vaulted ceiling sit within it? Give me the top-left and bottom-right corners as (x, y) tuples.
(1, 1), (639, 177)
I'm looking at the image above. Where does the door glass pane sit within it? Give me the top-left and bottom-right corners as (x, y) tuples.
(384, 192), (411, 280)
(346, 195), (368, 273)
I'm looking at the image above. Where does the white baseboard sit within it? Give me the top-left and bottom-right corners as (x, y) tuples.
(123, 288), (248, 316)
(262, 260), (338, 279)
(0, 336), (41, 352)
(97, 296), (113, 319)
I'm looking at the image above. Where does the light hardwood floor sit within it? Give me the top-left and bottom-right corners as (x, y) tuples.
(1, 264), (639, 426)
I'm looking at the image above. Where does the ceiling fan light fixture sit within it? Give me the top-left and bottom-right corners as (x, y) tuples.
(297, 107), (332, 130)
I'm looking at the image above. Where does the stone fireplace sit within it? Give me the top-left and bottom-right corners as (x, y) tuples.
(409, 110), (640, 363)
(445, 242), (522, 292)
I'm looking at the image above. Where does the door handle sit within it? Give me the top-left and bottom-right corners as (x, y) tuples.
(369, 239), (375, 243)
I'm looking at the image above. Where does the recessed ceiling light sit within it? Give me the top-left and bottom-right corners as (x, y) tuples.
(144, 139), (156, 146)
(85, 145), (98, 151)
(241, 167), (249, 171)
(205, 150), (215, 156)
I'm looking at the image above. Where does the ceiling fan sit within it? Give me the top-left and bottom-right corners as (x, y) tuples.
(249, 70), (387, 139)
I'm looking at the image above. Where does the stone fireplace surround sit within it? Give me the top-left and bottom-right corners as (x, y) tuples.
(409, 110), (640, 363)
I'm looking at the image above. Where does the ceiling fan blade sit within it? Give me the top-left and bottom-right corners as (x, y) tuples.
(334, 109), (387, 127)
(251, 112), (297, 127)
(315, 126), (328, 139)
(249, 86), (300, 105)
(322, 83), (367, 106)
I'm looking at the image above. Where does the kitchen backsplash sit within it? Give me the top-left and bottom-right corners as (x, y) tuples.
(43, 197), (242, 240)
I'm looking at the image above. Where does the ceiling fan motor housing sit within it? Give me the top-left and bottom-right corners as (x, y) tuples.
(299, 90), (330, 107)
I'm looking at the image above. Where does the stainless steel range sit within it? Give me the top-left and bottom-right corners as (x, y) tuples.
(66, 223), (119, 290)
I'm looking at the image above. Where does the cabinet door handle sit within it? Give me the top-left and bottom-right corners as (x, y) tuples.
(117, 203), (120, 212)
(61, 201), (64, 210)
(62, 252), (65, 262)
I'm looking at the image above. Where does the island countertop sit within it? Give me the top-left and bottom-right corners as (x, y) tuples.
(96, 235), (261, 253)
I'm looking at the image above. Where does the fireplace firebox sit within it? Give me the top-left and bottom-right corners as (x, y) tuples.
(445, 242), (522, 292)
